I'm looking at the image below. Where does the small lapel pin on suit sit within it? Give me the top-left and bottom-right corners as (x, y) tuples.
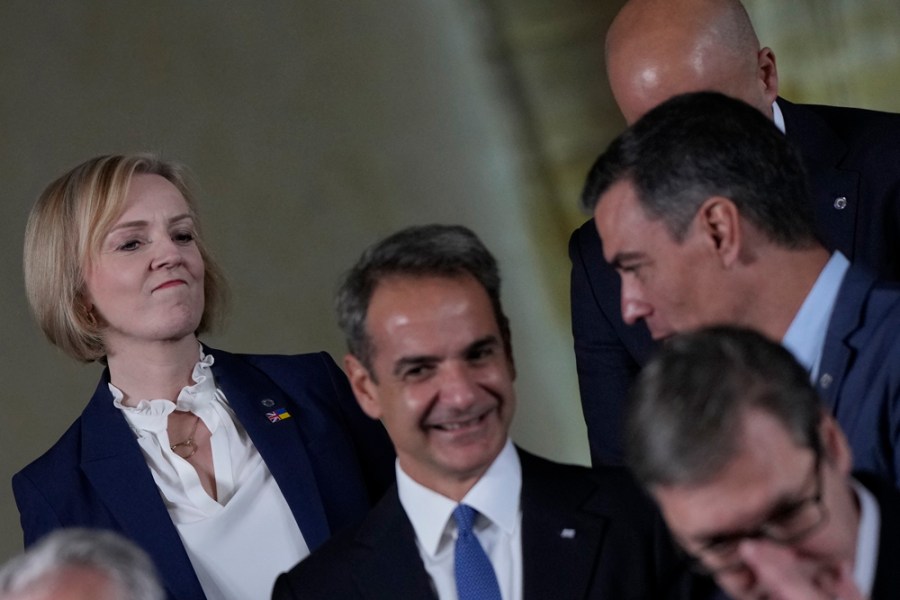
(560, 528), (576, 539)
(261, 398), (275, 407)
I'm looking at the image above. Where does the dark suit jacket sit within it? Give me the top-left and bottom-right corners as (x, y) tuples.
(12, 347), (395, 600)
(272, 449), (713, 600)
(570, 99), (900, 466)
(815, 267), (900, 483)
(855, 472), (900, 598)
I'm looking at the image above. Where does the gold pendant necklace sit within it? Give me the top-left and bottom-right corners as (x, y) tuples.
(170, 414), (201, 459)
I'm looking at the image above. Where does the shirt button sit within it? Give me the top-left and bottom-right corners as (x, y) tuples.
(833, 196), (848, 210)
(819, 373), (833, 389)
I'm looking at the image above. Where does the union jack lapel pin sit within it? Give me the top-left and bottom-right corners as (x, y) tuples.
(266, 408), (292, 423)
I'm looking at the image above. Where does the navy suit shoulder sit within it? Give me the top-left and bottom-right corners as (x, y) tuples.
(786, 100), (900, 155)
(12, 347), (394, 600)
(272, 485), (433, 600)
(517, 452), (709, 600)
(779, 98), (900, 279)
(273, 448), (713, 600)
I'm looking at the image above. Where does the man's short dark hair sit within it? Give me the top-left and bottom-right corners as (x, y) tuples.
(581, 91), (817, 247)
(626, 326), (823, 488)
(336, 224), (511, 376)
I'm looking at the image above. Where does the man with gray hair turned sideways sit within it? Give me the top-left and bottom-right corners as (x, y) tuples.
(273, 224), (715, 599)
(627, 327), (900, 600)
(0, 528), (164, 600)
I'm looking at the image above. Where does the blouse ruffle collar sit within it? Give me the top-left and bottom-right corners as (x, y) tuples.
(113, 351), (218, 436)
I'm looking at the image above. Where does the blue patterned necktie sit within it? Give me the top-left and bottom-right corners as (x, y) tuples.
(453, 504), (502, 600)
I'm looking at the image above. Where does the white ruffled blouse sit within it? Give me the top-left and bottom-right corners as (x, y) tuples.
(113, 349), (309, 600)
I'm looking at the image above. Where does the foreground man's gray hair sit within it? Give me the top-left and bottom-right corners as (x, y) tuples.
(626, 326), (823, 488)
(0, 528), (164, 600)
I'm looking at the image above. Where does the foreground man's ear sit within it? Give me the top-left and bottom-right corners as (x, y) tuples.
(819, 412), (852, 475)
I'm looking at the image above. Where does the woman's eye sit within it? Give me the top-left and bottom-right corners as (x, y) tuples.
(118, 239), (141, 251)
(173, 231), (195, 244)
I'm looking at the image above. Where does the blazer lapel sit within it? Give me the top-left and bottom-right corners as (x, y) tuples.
(816, 266), (874, 411)
(208, 348), (332, 550)
(79, 374), (205, 600)
(351, 487), (437, 599)
(518, 450), (608, 600)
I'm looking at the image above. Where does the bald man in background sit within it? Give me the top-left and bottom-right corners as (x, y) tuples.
(570, 0), (900, 466)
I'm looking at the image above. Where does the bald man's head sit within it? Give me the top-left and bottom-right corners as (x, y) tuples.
(606, 0), (778, 124)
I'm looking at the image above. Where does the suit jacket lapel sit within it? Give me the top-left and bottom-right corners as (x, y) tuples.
(79, 374), (205, 600)
(351, 487), (437, 599)
(344, 452), (610, 600)
(519, 450), (608, 600)
(816, 266), (874, 411)
(208, 348), (331, 550)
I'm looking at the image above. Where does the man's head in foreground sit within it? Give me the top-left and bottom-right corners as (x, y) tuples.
(336, 224), (516, 502)
(606, 0), (778, 124)
(581, 91), (826, 341)
(627, 326), (863, 599)
(0, 528), (164, 600)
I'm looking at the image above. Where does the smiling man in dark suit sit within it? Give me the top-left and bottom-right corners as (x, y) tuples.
(570, 0), (900, 467)
(272, 224), (711, 600)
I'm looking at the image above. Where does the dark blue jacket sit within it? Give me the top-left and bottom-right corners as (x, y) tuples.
(817, 269), (900, 482)
(273, 449), (713, 600)
(13, 347), (395, 600)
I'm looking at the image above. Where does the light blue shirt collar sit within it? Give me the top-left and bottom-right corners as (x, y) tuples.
(782, 252), (850, 380)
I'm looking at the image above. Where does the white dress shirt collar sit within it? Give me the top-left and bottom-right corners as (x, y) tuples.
(396, 438), (521, 557)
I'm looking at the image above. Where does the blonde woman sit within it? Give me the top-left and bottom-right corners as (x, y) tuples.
(14, 154), (394, 600)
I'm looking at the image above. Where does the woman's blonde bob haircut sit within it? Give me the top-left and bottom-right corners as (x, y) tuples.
(24, 154), (228, 362)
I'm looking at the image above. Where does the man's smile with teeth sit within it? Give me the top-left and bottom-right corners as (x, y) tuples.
(429, 410), (492, 431)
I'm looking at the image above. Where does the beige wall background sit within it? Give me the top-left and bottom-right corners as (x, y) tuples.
(1, 0), (897, 563)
